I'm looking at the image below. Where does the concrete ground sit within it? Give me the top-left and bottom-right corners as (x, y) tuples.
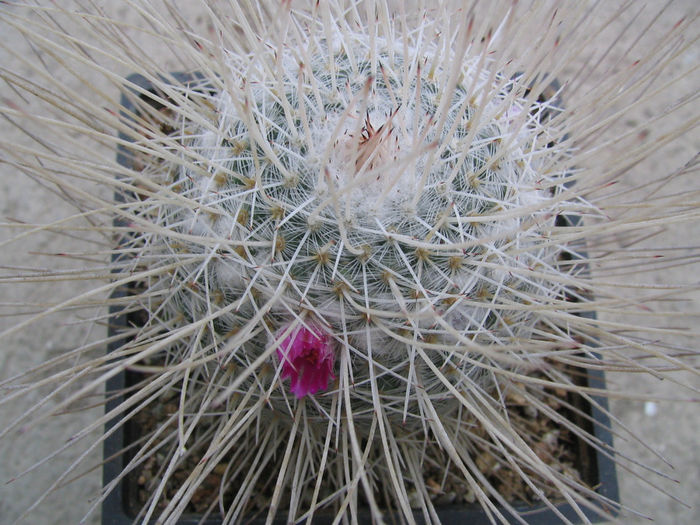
(0, 2), (698, 524)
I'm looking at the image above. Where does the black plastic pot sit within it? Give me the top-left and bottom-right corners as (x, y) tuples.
(102, 74), (619, 525)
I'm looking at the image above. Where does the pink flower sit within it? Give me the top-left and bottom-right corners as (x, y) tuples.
(276, 323), (336, 398)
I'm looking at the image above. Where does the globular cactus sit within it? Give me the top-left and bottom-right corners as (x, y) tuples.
(1, 2), (698, 524)
(155, 41), (568, 426)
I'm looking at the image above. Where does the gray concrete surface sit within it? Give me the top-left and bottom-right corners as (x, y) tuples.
(0, 2), (698, 524)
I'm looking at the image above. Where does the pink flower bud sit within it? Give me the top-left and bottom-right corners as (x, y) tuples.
(276, 323), (336, 398)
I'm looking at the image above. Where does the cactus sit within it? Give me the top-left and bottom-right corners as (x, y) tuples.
(154, 42), (569, 424)
(0, 2), (698, 524)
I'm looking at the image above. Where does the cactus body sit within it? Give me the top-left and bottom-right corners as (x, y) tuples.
(153, 41), (567, 424)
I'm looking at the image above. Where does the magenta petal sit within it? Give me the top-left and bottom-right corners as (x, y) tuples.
(276, 323), (336, 398)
